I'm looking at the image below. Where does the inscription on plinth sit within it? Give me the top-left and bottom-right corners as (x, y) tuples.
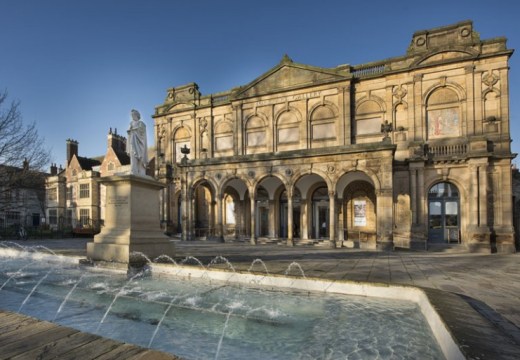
(87, 175), (175, 264)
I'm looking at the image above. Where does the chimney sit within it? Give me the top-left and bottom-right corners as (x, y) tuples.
(107, 128), (126, 154)
(50, 163), (58, 176)
(23, 158), (29, 170)
(66, 139), (78, 164)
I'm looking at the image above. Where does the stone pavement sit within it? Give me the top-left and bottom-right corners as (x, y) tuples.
(5, 238), (520, 358)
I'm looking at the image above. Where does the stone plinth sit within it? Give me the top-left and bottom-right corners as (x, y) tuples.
(87, 174), (174, 264)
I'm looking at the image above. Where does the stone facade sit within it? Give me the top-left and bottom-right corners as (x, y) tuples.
(0, 161), (47, 231)
(45, 130), (130, 233)
(153, 21), (515, 253)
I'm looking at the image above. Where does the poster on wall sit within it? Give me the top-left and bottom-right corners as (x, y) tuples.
(428, 108), (460, 139)
(354, 200), (367, 226)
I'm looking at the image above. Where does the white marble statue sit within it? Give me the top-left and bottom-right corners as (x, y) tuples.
(127, 109), (148, 176)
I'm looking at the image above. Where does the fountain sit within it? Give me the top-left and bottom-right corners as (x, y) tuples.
(0, 243), (462, 359)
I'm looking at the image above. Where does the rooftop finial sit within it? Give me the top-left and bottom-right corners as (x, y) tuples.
(281, 54), (293, 64)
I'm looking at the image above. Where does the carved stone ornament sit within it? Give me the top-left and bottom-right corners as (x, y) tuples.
(216, 173), (222, 180)
(248, 170), (255, 178)
(327, 165), (336, 174)
(393, 85), (407, 101)
(285, 168), (293, 176)
(482, 71), (499, 88)
(158, 124), (167, 139)
(166, 89), (175, 102)
(199, 118), (208, 131)
(415, 37), (426, 46)
(460, 27), (471, 37)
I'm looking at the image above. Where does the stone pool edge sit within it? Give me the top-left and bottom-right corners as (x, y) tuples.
(2, 249), (518, 359)
(153, 263), (520, 360)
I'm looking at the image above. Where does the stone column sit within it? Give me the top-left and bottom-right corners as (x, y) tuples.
(181, 178), (189, 241)
(268, 199), (276, 238)
(410, 168), (418, 224)
(233, 103), (243, 156)
(241, 199), (247, 240)
(417, 167), (425, 226)
(215, 192), (224, 242)
(209, 199), (215, 238)
(413, 74), (423, 141)
(479, 165), (488, 227)
(187, 190), (194, 240)
(376, 189), (394, 250)
(165, 183), (171, 229)
(467, 161), (491, 252)
(250, 195), (257, 245)
(494, 161), (516, 253)
(301, 199), (309, 240)
(465, 65), (476, 135)
(287, 189), (294, 246)
(329, 190), (336, 248)
(337, 199), (344, 242)
(470, 165), (480, 227)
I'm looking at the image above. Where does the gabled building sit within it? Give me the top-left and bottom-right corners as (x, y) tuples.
(45, 129), (131, 232)
(0, 160), (47, 232)
(153, 21), (516, 253)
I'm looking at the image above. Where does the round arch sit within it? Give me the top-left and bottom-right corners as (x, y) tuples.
(308, 100), (340, 119)
(336, 170), (378, 199)
(423, 82), (467, 103)
(188, 179), (215, 239)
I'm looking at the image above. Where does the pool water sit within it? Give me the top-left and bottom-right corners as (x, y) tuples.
(0, 252), (444, 359)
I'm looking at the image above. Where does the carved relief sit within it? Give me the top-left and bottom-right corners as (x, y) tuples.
(482, 71), (499, 88)
(393, 85), (407, 102)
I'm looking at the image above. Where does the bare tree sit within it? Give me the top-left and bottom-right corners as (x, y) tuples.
(0, 90), (51, 218)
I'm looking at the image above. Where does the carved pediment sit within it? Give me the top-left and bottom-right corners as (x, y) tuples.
(236, 58), (349, 98)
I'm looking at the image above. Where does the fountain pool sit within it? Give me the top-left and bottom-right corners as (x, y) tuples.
(0, 247), (459, 359)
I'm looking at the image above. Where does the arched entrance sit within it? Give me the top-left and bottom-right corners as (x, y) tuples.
(312, 186), (329, 239)
(193, 184), (213, 239)
(428, 182), (460, 243)
(256, 187), (269, 237)
(342, 180), (377, 247)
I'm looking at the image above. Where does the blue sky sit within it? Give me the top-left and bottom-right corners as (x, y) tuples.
(1, 0), (519, 168)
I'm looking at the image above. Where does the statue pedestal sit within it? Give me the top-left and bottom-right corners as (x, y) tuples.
(87, 174), (174, 264)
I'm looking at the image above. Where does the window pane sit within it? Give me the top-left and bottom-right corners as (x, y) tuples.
(356, 117), (381, 135)
(445, 201), (458, 215)
(429, 201), (442, 215)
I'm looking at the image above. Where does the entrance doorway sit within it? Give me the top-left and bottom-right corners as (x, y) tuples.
(312, 187), (329, 239)
(428, 182), (460, 243)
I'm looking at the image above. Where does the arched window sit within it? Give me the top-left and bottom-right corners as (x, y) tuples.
(355, 100), (383, 136)
(310, 105), (337, 148)
(427, 88), (460, 139)
(245, 116), (267, 154)
(214, 121), (234, 155)
(276, 110), (299, 150)
(173, 127), (190, 163)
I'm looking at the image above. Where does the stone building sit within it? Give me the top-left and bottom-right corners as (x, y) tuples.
(0, 160), (47, 231)
(154, 21), (516, 253)
(45, 129), (130, 233)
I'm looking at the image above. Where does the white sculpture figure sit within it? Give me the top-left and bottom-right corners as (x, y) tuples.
(127, 109), (148, 176)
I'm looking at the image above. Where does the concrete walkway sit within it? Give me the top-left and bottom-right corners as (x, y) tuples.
(3, 238), (520, 358)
